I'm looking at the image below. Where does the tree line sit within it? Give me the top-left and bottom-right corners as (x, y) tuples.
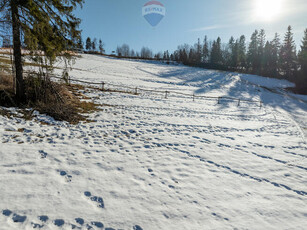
(85, 26), (306, 92)
(102, 26), (306, 92)
(84, 37), (105, 53)
(81, 27), (306, 93)
(168, 26), (307, 91)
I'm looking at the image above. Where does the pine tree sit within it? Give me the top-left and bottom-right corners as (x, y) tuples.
(99, 39), (104, 53)
(258, 29), (266, 74)
(210, 37), (223, 65)
(263, 41), (274, 77)
(202, 36), (209, 63)
(298, 29), (307, 76)
(227, 36), (235, 67)
(77, 36), (83, 50)
(188, 48), (195, 64)
(271, 33), (281, 77)
(181, 49), (188, 64)
(0, 0), (83, 103)
(238, 35), (246, 70)
(86, 37), (92, 51)
(227, 36), (240, 69)
(280, 26), (297, 80)
(196, 38), (202, 64)
(92, 38), (97, 51)
(247, 30), (259, 73)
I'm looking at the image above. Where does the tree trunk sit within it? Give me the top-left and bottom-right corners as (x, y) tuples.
(11, 1), (25, 103)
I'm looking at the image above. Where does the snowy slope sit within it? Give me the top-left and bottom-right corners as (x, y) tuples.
(0, 54), (307, 230)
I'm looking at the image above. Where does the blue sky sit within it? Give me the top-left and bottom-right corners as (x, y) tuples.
(75, 0), (307, 54)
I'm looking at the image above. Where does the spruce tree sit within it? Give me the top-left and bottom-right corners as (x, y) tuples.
(247, 30), (259, 73)
(271, 33), (281, 77)
(280, 26), (297, 80)
(238, 35), (246, 70)
(0, 0), (83, 103)
(196, 38), (202, 64)
(77, 36), (83, 50)
(210, 37), (223, 65)
(188, 48), (195, 64)
(202, 36), (209, 63)
(258, 29), (266, 74)
(92, 38), (97, 51)
(298, 29), (307, 76)
(227, 36), (239, 69)
(99, 39), (104, 53)
(86, 37), (92, 51)
(227, 36), (235, 67)
(263, 41), (274, 77)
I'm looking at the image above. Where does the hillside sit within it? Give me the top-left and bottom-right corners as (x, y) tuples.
(0, 54), (306, 230)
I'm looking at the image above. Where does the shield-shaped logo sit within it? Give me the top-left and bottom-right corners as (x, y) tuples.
(142, 1), (166, 27)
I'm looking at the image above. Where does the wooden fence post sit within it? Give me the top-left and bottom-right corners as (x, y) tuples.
(135, 87), (138, 95)
(238, 99), (240, 107)
(217, 97), (220, 104)
(101, 82), (105, 91)
(193, 94), (195, 102)
(165, 91), (168, 99)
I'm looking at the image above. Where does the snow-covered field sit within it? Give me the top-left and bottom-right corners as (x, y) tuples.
(0, 54), (306, 230)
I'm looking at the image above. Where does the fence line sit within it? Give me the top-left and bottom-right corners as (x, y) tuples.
(49, 75), (263, 108)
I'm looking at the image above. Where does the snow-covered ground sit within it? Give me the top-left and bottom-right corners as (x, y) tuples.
(0, 54), (306, 230)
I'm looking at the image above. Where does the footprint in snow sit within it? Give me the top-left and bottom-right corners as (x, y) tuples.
(59, 170), (72, 182)
(2, 210), (27, 223)
(75, 217), (84, 225)
(54, 219), (65, 227)
(133, 225), (143, 230)
(38, 215), (49, 222)
(211, 212), (229, 221)
(12, 213), (27, 223)
(91, 221), (104, 228)
(39, 150), (47, 158)
(2, 209), (12, 216)
(84, 191), (105, 209)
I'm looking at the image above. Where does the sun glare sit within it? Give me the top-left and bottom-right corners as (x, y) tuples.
(254, 0), (284, 21)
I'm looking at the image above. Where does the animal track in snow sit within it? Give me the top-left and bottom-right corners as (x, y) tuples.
(2, 210), (27, 223)
(84, 191), (105, 209)
(39, 150), (47, 158)
(38, 215), (49, 222)
(54, 219), (65, 227)
(2, 209), (12, 216)
(75, 217), (84, 225)
(91, 221), (104, 228)
(59, 170), (72, 182)
(133, 225), (144, 230)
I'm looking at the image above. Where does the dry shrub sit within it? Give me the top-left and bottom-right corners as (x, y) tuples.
(24, 75), (99, 124)
(35, 101), (84, 124)
(0, 71), (14, 93)
(0, 72), (100, 124)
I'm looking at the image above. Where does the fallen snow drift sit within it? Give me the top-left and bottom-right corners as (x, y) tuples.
(0, 54), (306, 229)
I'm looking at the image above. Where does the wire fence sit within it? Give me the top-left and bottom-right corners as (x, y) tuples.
(50, 75), (263, 108)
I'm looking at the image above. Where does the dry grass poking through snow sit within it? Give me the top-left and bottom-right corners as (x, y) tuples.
(0, 72), (101, 124)
(0, 71), (14, 93)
